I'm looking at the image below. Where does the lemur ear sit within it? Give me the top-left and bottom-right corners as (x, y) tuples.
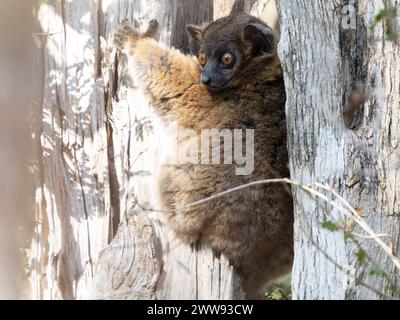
(186, 25), (203, 42)
(243, 23), (275, 55)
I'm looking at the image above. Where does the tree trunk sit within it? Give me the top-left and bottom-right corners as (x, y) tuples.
(277, 0), (400, 299)
(0, 0), (39, 299)
(32, 0), (273, 300)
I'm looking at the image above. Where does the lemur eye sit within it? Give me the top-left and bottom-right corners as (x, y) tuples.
(199, 53), (207, 66)
(221, 53), (234, 66)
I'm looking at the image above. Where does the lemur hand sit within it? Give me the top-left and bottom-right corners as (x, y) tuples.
(113, 19), (159, 50)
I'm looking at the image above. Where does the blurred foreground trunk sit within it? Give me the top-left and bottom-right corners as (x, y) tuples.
(0, 0), (41, 299)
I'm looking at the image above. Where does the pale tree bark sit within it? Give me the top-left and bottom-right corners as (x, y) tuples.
(277, 1), (400, 299)
(31, 0), (274, 300)
(33, 0), (111, 300)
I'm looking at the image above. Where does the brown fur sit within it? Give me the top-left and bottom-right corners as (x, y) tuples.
(114, 13), (293, 299)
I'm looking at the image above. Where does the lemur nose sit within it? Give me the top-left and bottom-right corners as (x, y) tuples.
(201, 74), (211, 85)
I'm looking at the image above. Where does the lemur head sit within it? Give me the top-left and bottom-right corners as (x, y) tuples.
(186, 14), (281, 91)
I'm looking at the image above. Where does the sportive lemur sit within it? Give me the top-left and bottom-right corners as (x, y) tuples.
(113, 5), (293, 299)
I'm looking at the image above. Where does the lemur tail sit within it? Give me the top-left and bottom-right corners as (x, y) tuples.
(229, 0), (248, 16)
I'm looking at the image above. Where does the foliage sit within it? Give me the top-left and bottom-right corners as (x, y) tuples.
(372, 6), (399, 43)
(265, 276), (292, 300)
(321, 221), (340, 232)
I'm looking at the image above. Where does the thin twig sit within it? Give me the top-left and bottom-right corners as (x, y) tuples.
(307, 234), (395, 300)
(314, 183), (400, 270)
(174, 178), (292, 212)
(131, 177), (400, 292)
(351, 232), (392, 240)
(294, 200), (396, 299)
(350, 237), (400, 289)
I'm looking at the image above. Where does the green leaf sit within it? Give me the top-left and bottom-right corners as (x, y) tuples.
(369, 268), (385, 277)
(270, 291), (282, 300)
(385, 32), (395, 41)
(344, 232), (354, 241)
(356, 249), (367, 265)
(374, 9), (389, 24)
(371, 7), (398, 36)
(321, 221), (340, 232)
(386, 285), (398, 294)
(265, 276), (292, 300)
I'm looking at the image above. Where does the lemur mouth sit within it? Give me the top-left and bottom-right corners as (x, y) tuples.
(204, 81), (231, 92)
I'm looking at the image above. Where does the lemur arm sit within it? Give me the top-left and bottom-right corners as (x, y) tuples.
(113, 22), (203, 104)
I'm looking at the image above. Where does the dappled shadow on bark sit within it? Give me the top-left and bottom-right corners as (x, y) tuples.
(34, 0), (112, 299)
